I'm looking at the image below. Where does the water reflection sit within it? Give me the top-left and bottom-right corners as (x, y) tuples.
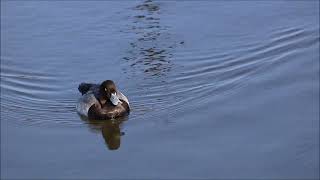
(123, 0), (176, 77)
(80, 116), (127, 151)
(101, 120), (125, 150)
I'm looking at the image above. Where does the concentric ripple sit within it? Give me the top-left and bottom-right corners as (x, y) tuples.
(1, 0), (319, 128)
(1, 58), (80, 127)
(124, 24), (319, 123)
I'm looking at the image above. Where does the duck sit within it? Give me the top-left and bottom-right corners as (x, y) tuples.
(76, 80), (130, 120)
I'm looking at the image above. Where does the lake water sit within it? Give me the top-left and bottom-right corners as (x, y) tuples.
(1, 1), (319, 179)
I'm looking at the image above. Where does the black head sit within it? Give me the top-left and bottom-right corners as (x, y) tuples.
(100, 80), (117, 99)
(99, 80), (121, 106)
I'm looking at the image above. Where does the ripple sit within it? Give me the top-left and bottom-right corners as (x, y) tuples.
(121, 0), (183, 78)
(2, 0), (318, 129)
(125, 26), (319, 123)
(1, 63), (81, 127)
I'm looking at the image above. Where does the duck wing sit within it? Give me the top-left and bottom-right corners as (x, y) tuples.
(78, 83), (99, 95)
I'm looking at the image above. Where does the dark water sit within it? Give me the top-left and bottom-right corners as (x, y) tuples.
(1, 1), (319, 179)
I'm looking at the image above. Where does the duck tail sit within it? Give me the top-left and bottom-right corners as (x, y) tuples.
(78, 83), (92, 95)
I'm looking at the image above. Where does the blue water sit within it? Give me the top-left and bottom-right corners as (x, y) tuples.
(1, 1), (319, 179)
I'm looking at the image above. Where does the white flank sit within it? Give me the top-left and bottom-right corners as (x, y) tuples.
(76, 93), (98, 116)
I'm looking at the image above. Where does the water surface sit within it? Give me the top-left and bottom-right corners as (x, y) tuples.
(1, 1), (319, 179)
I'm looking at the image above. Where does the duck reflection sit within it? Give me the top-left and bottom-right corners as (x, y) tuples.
(101, 119), (125, 150)
(80, 115), (127, 150)
(123, 0), (175, 77)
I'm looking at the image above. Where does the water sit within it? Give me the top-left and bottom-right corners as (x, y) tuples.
(1, 1), (319, 179)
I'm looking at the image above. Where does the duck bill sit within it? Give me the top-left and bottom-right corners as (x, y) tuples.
(110, 93), (120, 106)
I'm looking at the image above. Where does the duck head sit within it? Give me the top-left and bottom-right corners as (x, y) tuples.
(99, 80), (121, 106)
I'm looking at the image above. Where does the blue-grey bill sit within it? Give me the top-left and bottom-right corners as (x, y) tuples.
(110, 93), (120, 106)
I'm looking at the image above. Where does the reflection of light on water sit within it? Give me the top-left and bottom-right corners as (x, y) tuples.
(122, 0), (178, 77)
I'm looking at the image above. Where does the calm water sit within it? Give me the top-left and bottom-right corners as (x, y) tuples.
(1, 1), (319, 179)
